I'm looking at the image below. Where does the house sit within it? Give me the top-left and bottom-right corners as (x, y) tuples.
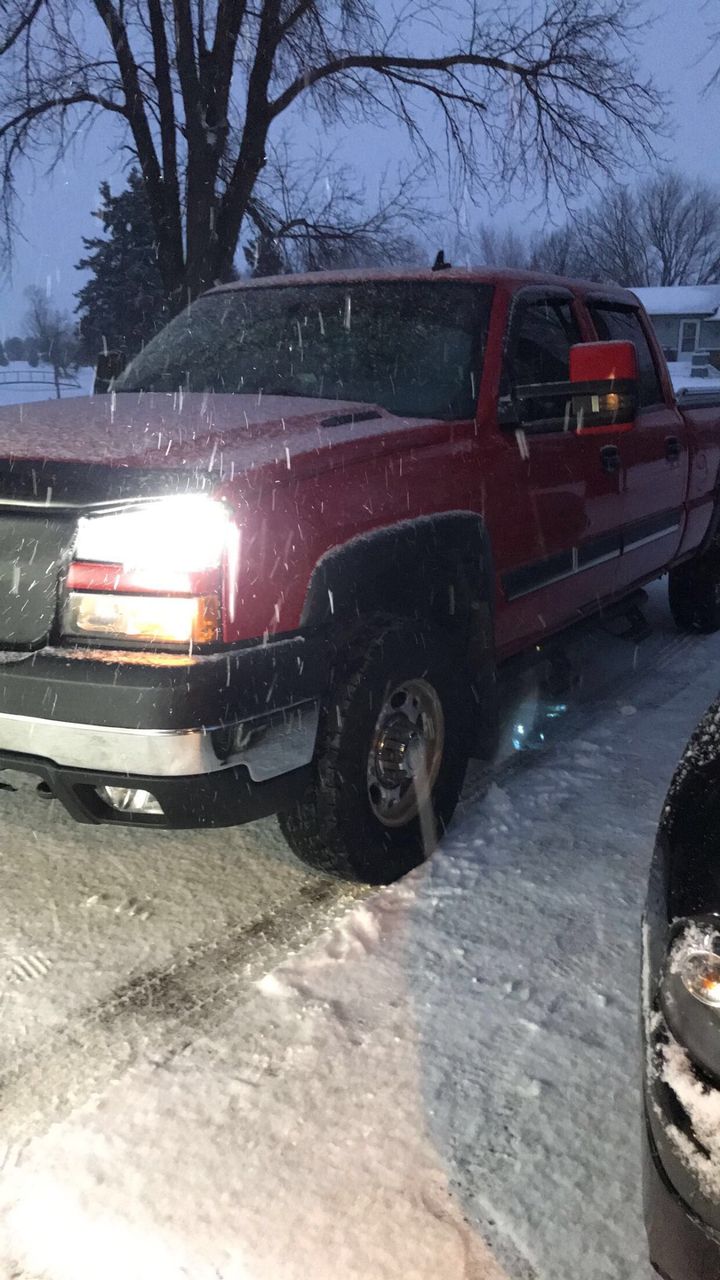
(633, 286), (720, 366)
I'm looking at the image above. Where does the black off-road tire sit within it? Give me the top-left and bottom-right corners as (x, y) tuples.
(669, 551), (720, 633)
(278, 618), (479, 883)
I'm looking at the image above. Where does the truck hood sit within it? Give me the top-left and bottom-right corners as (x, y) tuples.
(0, 392), (439, 479)
(0, 393), (450, 650)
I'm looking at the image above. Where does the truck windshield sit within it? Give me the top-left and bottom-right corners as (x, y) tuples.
(115, 280), (492, 420)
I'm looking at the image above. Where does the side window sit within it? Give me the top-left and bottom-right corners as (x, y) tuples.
(589, 304), (664, 408)
(508, 298), (582, 430)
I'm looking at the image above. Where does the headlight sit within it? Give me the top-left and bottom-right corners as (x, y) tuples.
(660, 920), (720, 1082)
(64, 495), (235, 648)
(680, 951), (720, 1009)
(74, 494), (232, 573)
(64, 590), (220, 646)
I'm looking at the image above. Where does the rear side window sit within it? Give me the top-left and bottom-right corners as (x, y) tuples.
(507, 297), (582, 429)
(588, 304), (664, 408)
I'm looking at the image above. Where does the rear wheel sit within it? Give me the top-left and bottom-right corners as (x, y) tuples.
(669, 551), (720, 633)
(278, 619), (479, 883)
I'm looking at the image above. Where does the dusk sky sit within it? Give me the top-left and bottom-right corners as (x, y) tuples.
(0, 0), (718, 339)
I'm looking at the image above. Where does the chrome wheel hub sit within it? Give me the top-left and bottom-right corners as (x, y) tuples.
(367, 678), (445, 828)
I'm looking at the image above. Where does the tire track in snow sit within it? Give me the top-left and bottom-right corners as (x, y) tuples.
(0, 876), (368, 1146)
(0, 582), (715, 1153)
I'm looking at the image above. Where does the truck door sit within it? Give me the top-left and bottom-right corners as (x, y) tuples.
(486, 287), (625, 657)
(586, 299), (688, 591)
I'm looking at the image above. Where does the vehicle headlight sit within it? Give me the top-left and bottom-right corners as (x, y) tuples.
(64, 494), (235, 648)
(73, 494), (232, 573)
(680, 950), (720, 1009)
(660, 920), (720, 1082)
(63, 589), (221, 646)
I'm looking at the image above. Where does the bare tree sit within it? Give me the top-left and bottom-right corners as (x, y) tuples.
(0, 0), (662, 310)
(430, 168), (720, 286)
(562, 172), (720, 286)
(244, 146), (425, 275)
(458, 220), (589, 277)
(23, 285), (78, 397)
(571, 186), (651, 285)
(471, 224), (531, 270)
(639, 173), (720, 285)
(528, 225), (589, 277)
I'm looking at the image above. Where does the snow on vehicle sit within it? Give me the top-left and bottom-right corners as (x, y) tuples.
(643, 698), (720, 1279)
(0, 266), (719, 882)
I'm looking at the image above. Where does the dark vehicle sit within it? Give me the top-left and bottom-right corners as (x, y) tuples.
(643, 699), (720, 1278)
(1, 266), (720, 882)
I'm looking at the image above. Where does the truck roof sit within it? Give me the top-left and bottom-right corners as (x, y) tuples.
(208, 265), (637, 304)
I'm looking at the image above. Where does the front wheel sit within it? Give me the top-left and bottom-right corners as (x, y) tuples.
(669, 552), (720, 633)
(278, 619), (479, 883)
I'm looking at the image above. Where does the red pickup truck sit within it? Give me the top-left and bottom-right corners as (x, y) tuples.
(0, 267), (718, 881)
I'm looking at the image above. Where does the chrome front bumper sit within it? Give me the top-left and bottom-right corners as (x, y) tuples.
(0, 701), (320, 783)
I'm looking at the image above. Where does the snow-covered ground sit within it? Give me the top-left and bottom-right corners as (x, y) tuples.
(0, 581), (718, 1279)
(668, 359), (720, 396)
(0, 361), (94, 406)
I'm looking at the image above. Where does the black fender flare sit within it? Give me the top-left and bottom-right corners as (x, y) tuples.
(300, 511), (497, 757)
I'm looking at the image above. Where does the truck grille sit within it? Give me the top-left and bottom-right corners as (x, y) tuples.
(0, 513), (76, 648)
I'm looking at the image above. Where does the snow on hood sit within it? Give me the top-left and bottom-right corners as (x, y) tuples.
(0, 392), (436, 475)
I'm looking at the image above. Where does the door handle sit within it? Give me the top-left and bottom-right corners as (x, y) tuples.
(666, 435), (681, 462)
(600, 444), (620, 474)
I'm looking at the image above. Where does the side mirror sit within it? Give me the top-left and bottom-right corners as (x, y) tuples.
(93, 350), (126, 395)
(570, 340), (638, 436)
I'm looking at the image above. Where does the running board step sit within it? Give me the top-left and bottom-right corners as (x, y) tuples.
(601, 601), (652, 643)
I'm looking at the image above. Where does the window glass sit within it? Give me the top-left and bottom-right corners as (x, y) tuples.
(589, 304), (664, 407)
(508, 298), (582, 428)
(680, 320), (700, 354)
(116, 281), (492, 421)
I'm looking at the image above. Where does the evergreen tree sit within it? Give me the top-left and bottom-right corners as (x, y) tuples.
(0, 340), (7, 367)
(75, 171), (168, 362)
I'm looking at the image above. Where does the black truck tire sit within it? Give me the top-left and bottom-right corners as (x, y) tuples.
(278, 618), (479, 883)
(669, 551), (720, 633)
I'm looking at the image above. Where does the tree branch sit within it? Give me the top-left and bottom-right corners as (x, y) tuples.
(0, 0), (44, 57)
(92, 0), (178, 290)
(270, 50), (541, 119)
(0, 90), (126, 140)
(171, 0), (202, 136)
(146, 0), (183, 274)
(278, 0), (314, 38)
(213, 0), (283, 280)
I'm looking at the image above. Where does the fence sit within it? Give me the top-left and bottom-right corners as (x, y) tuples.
(0, 369), (81, 390)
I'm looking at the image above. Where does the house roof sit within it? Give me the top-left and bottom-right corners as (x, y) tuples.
(633, 285), (720, 319)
